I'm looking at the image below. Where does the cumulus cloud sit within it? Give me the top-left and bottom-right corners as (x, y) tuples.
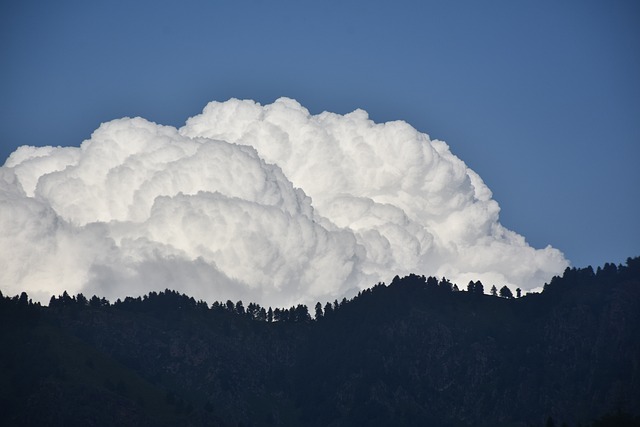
(0, 98), (568, 307)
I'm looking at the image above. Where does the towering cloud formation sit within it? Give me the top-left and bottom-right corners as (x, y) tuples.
(0, 98), (568, 306)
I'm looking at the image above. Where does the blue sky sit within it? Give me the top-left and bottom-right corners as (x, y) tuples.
(2, 0), (638, 270)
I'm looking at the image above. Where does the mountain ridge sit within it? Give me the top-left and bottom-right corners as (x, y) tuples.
(1, 257), (639, 426)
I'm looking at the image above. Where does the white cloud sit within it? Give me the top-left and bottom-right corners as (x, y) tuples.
(0, 98), (568, 307)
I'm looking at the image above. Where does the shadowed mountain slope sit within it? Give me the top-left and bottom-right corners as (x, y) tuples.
(1, 257), (639, 426)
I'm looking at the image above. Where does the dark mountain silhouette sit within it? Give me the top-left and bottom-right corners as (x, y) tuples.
(1, 257), (639, 426)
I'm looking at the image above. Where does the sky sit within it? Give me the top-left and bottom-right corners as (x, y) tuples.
(1, 1), (639, 303)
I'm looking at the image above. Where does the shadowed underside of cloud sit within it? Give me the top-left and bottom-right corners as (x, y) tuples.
(0, 98), (568, 307)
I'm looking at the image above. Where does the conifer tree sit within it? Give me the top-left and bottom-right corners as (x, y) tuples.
(499, 286), (514, 299)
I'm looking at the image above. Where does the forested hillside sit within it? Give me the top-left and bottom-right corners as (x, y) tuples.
(2, 258), (639, 427)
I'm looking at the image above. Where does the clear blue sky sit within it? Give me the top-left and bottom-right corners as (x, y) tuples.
(2, 0), (638, 270)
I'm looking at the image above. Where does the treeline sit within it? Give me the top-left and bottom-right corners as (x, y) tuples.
(40, 289), (314, 323)
(4, 256), (640, 324)
(2, 278), (516, 323)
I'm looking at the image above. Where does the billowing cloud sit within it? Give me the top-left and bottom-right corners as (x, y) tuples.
(0, 98), (568, 307)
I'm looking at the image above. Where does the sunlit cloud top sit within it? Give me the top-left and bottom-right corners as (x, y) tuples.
(0, 98), (568, 306)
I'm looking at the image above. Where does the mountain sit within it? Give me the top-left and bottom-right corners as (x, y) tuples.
(1, 258), (639, 427)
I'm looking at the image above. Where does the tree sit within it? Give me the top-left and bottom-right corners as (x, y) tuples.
(293, 304), (311, 322)
(499, 286), (514, 299)
(439, 277), (453, 292)
(324, 302), (333, 317)
(315, 302), (323, 320)
(225, 300), (235, 313)
(235, 300), (245, 315)
(76, 293), (88, 306)
(516, 288), (521, 298)
(18, 292), (28, 306)
(247, 302), (258, 319)
(61, 291), (73, 305)
(490, 285), (498, 296)
(468, 281), (485, 294)
(267, 307), (273, 322)
(427, 276), (439, 289)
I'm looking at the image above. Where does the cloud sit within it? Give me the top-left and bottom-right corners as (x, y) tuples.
(0, 98), (568, 307)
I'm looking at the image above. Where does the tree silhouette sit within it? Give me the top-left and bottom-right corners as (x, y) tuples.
(76, 293), (88, 306)
(499, 286), (514, 299)
(225, 300), (235, 313)
(324, 302), (333, 317)
(439, 277), (453, 292)
(235, 300), (245, 315)
(18, 292), (28, 307)
(427, 276), (439, 289)
(293, 304), (311, 322)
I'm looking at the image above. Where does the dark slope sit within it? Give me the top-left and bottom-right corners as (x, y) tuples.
(297, 265), (640, 427)
(1, 258), (639, 427)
